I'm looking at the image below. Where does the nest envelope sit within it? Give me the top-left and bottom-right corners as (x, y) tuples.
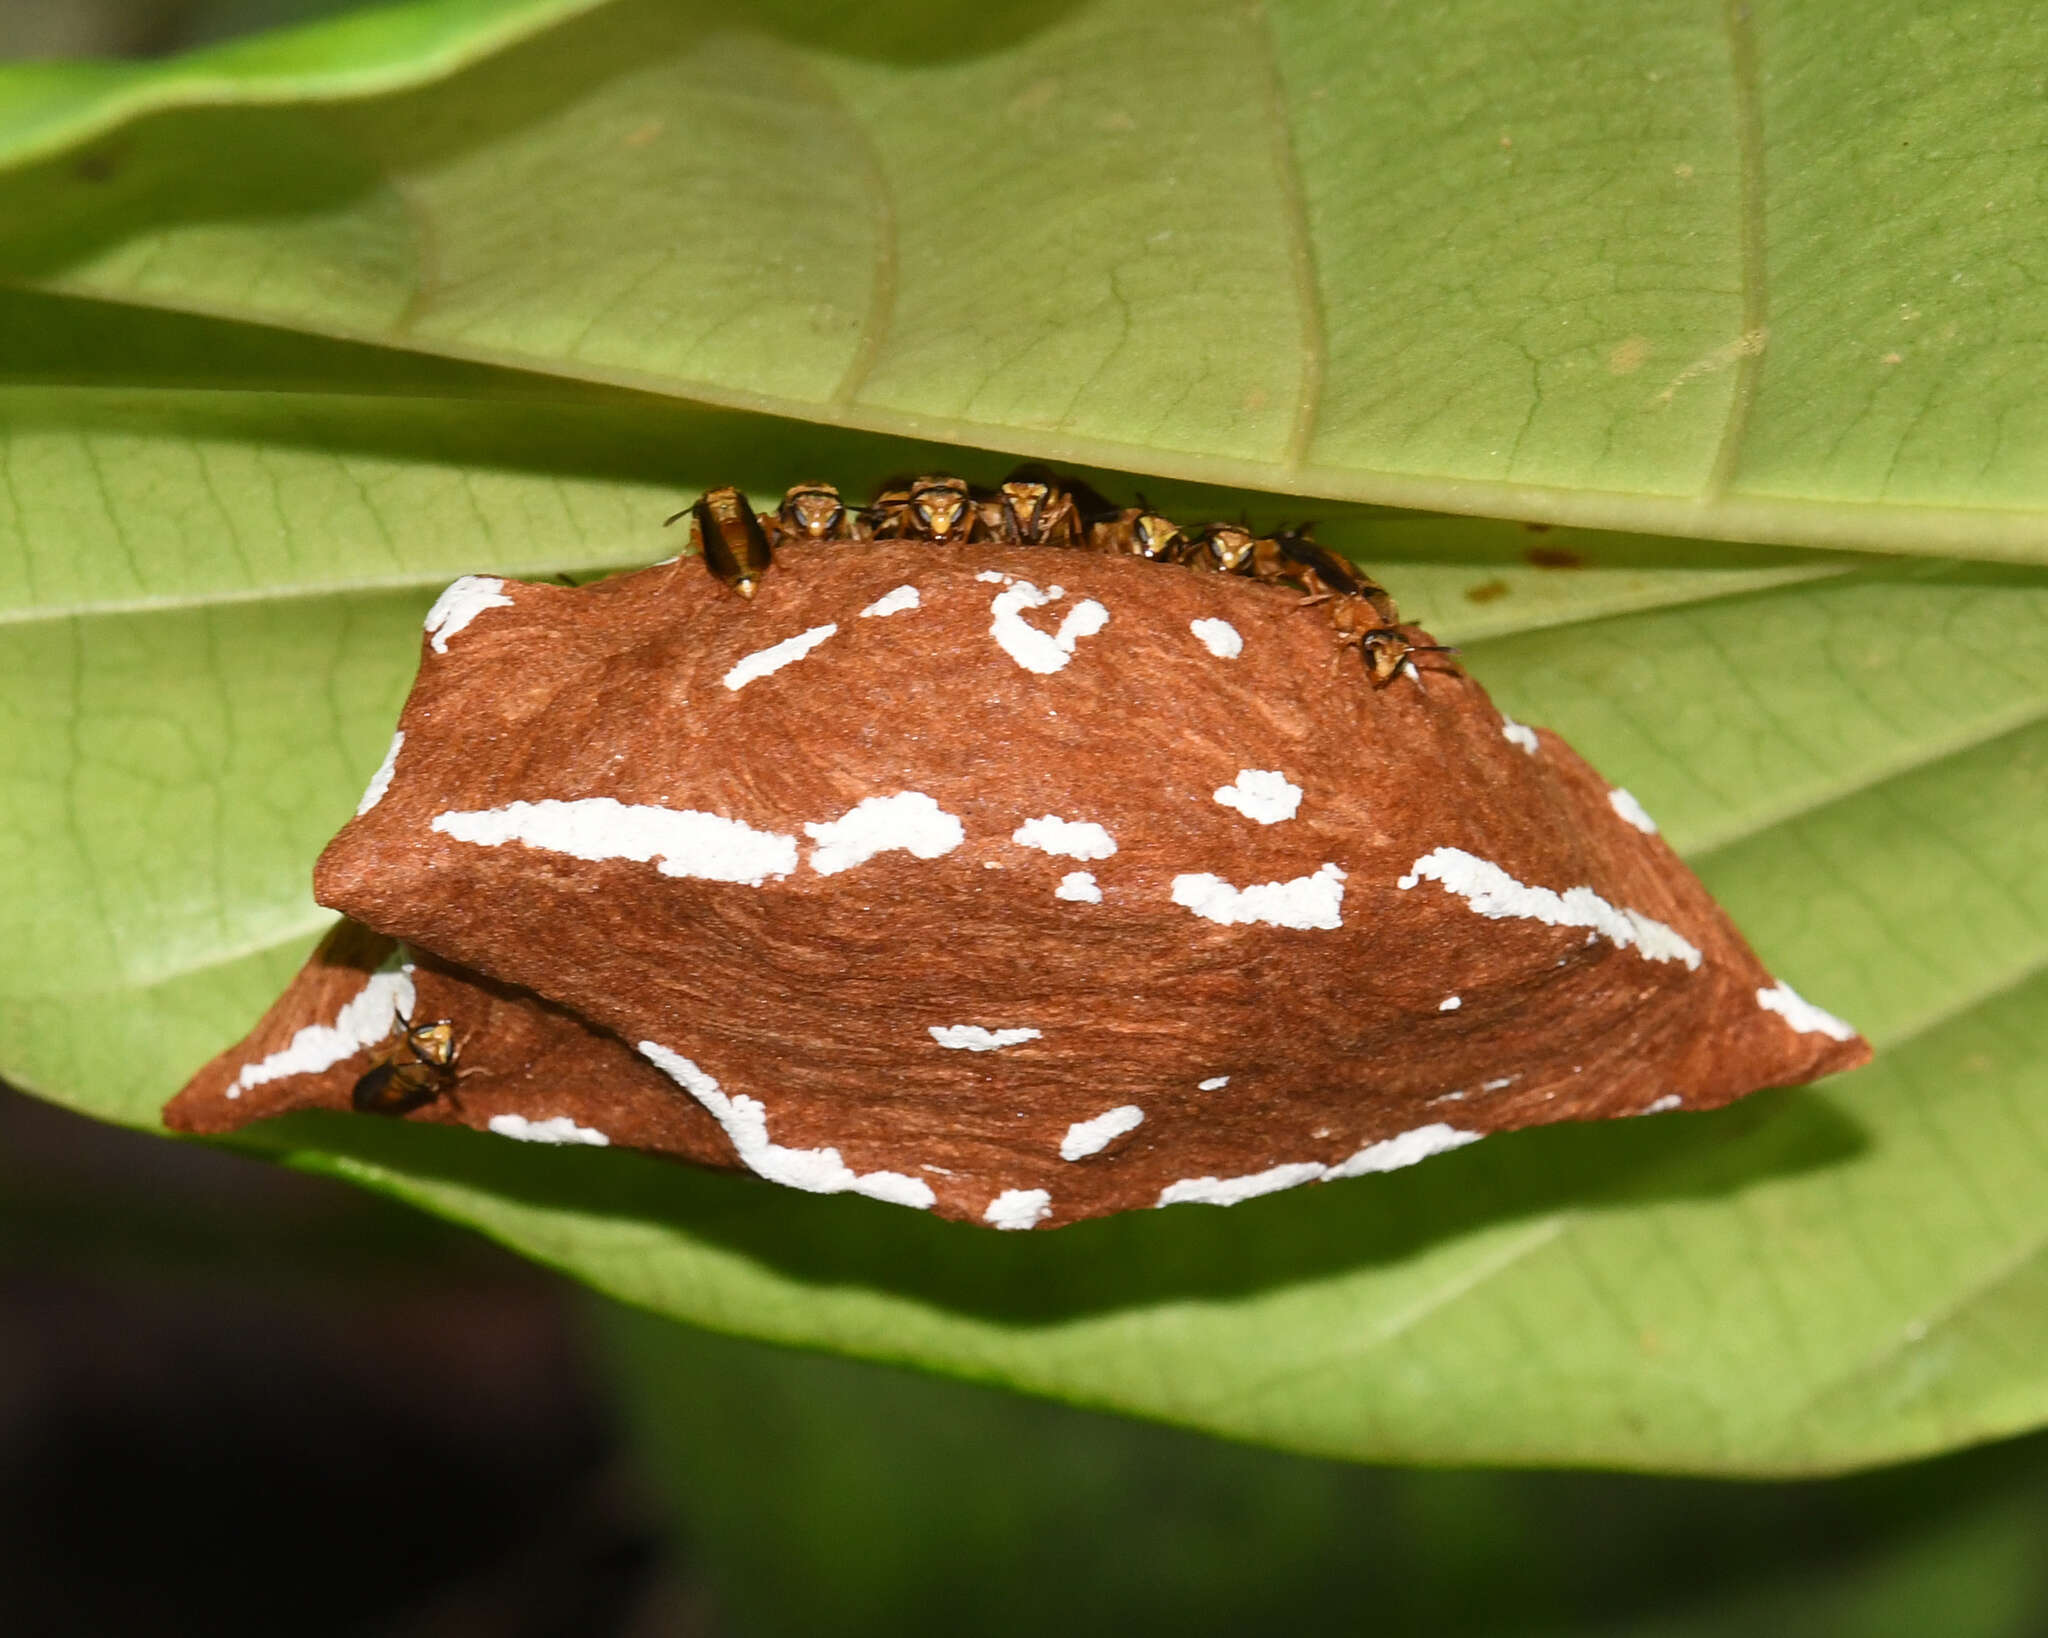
(166, 540), (1870, 1229)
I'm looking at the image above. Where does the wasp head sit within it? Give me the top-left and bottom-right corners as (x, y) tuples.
(909, 476), (975, 541)
(1195, 523), (1257, 572)
(1132, 512), (1186, 560)
(780, 483), (847, 540)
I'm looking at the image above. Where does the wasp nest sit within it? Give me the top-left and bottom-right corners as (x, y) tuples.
(166, 479), (1869, 1229)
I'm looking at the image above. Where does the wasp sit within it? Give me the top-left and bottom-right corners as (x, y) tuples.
(1252, 526), (1402, 624)
(905, 475), (982, 542)
(1257, 526), (1453, 685)
(977, 463), (1111, 546)
(982, 475), (1084, 545)
(1090, 506), (1186, 562)
(351, 1007), (464, 1117)
(770, 482), (868, 545)
(1183, 522), (1260, 575)
(669, 485), (774, 599)
(1324, 598), (1460, 687)
(865, 474), (985, 543)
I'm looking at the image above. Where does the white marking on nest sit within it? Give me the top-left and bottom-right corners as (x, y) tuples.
(1055, 871), (1102, 903)
(722, 622), (838, 690)
(1328, 1124), (1484, 1177)
(1198, 1075), (1230, 1091)
(1438, 995), (1462, 1012)
(230, 960), (414, 1099)
(638, 1041), (934, 1209)
(985, 1189), (1052, 1230)
(929, 1025), (1041, 1052)
(988, 580), (1109, 673)
(1501, 717), (1539, 755)
(859, 584), (920, 618)
(1190, 618), (1243, 658)
(1157, 1161), (1327, 1208)
(1060, 1105), (1144, 1160)
(1608, 787), (1660, 834)
(433, 799), (798, 886)
(1757, 981), (1858, 1041)
(1013, 814), (1117, 860)
(424, 576), (515, 653)
(806, 791), (965, 876)
(355, 731), (404, 816)
(1156, 1123), (1482, 1208)
(488, 1114), (610, 1146)
(1639, 1094), (1684, 1115)
(1398, 847), (1702, 969)
(1171, 863), (1346, 931)
(1213, 769), (1302, 825)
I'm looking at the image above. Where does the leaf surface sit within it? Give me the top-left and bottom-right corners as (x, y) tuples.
(3, 0), (2046, 552)
(2, 1), (2046, 1475)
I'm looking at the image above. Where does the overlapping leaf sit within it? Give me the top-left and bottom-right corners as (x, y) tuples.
(2, 0), (2045, 1474)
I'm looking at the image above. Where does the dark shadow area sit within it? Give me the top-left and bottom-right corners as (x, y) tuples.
(229, 1082), (1867, 1328)
(0, 286), (1435, 537)
(0, 284), (621, 393)
(8, 1079), (2045, 1637)
(608, 1302), (2048, 1638)
(0, 1082), (710, 1638)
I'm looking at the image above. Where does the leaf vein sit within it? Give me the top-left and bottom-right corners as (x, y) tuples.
(1254, 2), (1324, 472)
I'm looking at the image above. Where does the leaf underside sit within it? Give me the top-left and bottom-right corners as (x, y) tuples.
(2, 0), (2046, 1476)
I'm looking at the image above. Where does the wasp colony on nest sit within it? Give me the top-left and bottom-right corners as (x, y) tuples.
(679, 467), (1454, 688)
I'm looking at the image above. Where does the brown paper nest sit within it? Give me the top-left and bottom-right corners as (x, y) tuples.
(166, 542), (1870, 1229)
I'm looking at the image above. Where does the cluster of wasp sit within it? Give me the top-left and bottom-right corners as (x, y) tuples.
(678, 466), (1452, 686)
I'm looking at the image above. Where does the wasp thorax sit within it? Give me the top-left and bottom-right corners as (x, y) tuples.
(780, 483), (849, 541)
(909, 476), (976, 541)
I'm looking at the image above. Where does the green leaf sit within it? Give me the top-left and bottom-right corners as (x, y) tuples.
(3, 0), (2047, 1476)
(3, 0), (2047, 554)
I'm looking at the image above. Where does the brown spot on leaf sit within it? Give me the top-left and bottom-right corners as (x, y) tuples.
(1607, 337), (1652, 375)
